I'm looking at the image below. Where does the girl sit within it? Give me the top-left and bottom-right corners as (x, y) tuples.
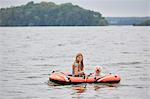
(72, 53), (85, 77)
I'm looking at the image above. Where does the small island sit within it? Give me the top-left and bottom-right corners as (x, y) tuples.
(0, 1), (108, 26)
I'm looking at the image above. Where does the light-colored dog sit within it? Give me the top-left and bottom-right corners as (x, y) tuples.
(95, 66), (102, 76)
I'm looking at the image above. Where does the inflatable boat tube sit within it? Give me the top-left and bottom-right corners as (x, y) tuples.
(49, 71), (121, 85)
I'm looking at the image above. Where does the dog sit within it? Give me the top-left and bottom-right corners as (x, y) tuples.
(95, 66), (102, 76)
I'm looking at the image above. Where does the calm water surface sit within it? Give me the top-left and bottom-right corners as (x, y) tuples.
(0, 26), (150, 99)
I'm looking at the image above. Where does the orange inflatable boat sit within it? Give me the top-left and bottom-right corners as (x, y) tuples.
(49, 71), (121, 85)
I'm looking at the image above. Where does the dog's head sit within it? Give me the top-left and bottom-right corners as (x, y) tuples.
(95, 66), (102, 74)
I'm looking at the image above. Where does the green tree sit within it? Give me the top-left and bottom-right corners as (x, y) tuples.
(0, 1), (108, 26)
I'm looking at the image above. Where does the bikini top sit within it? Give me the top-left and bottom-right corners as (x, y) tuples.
(74, 63), (81, 67)
(73, 62), (82, 74)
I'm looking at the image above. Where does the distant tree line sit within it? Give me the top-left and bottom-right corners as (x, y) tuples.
(133, 19), (150, 26)
(106, 17), (150, 26)
(0, 1), (108, 26)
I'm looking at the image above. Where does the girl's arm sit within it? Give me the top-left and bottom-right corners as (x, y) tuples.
(72, 63), (78, 75)
(72, 64), (80, 76)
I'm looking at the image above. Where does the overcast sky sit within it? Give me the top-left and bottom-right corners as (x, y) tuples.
(0, 0), (149, 17)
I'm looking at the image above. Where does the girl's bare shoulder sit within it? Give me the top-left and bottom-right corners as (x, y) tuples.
(72, 62), (75, 66)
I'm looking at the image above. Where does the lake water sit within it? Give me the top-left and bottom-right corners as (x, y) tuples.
(0, 26), (150, 99)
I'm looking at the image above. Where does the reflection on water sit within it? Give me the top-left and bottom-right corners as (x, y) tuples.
(72, 85), (86, 93)
(47, 80), (120, 95)
(0, 26), (150, 99)
(72, 83), (119, 94)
